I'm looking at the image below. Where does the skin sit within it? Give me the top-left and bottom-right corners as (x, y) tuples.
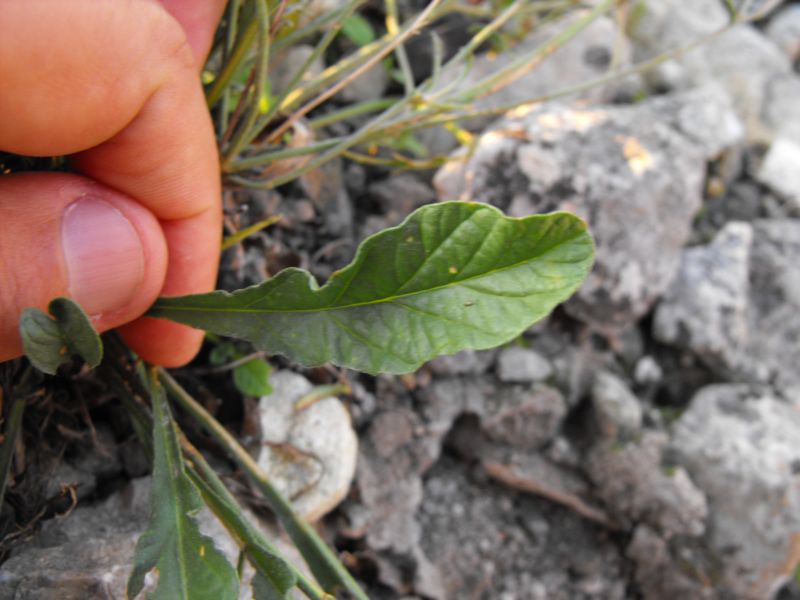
(0, 0), (227, 366)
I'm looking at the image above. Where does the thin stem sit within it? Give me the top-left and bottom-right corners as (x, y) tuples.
(222, 0), (272, 166)
(262, 0), (444, 148)
(158, 368), (368, 600)
(207, 16), (259, 109)
(385, 0), (414, 97)
(0, 366), (34, 506)
(307, 97), (399, 130)
(215, 0), (244, 137)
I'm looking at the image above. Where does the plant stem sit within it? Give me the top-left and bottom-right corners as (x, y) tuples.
(207, 14), (259, 109)
(261, 0), (444, 148)
(158, 368), (368, 600)
(0, 366), (33, 507)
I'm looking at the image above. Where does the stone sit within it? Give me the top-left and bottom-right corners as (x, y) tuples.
(590, 371), (642, 441)
(746, 219), (800, 388)
(0, 478), (151, 600)
(765, 5), (800, 61)
(634, 356), (663, 386)
(756, 138), (800, 210)
(670, 384), (800, 599)
(368, 173), (436, 225)
(336, 61), (389, 104)
(629, 0), (794, 142)
(482, 385), (567, 451)
(763, 74), (800, 147)
(426, 349), (497, 376)
(496, 346), (553, 383)
(434, 86), (743, 328)
(415, 457), (628, 600)
(653, 221), (753, 373)
(586, 431), (708, 537)
(257, 370), (358, 522)
(627, 524), (717, 600)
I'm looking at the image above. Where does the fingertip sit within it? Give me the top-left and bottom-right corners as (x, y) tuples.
(119, 317), (205, 367)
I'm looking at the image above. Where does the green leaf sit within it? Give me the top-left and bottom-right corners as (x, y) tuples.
(185, 465), (296, 599)
(340, 14), (376, 47)
(233, 358), (273, 396)
(149, 202), (594, 374)
(127, 374), (239, 600)
(19, 297), (102, 375)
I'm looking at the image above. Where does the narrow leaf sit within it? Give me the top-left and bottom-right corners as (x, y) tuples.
(127, 374), (239, 600)
(19, 297), (102, 375)
(149, 202), (594, 374)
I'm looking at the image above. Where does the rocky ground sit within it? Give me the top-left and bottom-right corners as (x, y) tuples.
(2, 1), (800, 599)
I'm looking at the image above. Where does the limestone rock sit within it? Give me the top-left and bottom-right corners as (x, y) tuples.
(590, 371), (643, 441)
(586, 431), (708, 537)
(496, 346), (553, 384)
(756, 138), (800, 210)
(765, 4), (800, 61)
(670, 384), (800, 599)
(653, 221), (753, 372)
(257, 371), (358, 522)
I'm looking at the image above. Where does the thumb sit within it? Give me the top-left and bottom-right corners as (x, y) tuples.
(0, 172), (168, 362)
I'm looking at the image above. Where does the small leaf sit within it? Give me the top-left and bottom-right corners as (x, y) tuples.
(149, 202), (594, 374)
(127, 374), (239, 600)
(19, 297), (102, 375)
(233, 358), (272, 397)
(340, 14), (376, 47)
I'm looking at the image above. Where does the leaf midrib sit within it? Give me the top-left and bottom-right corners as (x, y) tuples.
(154, 230), (589, 316)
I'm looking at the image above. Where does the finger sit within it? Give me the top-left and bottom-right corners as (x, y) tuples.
(157, 0), (229, 65)
(0, 173), (168, 363)
(0, 1), (222, 365)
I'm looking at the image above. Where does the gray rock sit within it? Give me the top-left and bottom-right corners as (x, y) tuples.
(747, 219), (800, 387)
(627, 524), (717, 600)
(435, 86), (743, 328)
(368, 174), (436, 225)
(426, 348), (497, 376)
(634, 356), (663, 385)
(586, 431), (708, 537)
(670, 384), (800, 599)
(483, 385), (567, 451)
(653, 221), (753, 372)
(257, 371), (358, 522)
(756, 138), (800, 210)
(496, 346), (553, 383)
(590, 371), (643, 440)
(629, 0), (793, 142)
(0, 478), (151, 600)
(762, 74), (800, 147)
(336, 61), (389, 104)
(765, 5), (800, 61)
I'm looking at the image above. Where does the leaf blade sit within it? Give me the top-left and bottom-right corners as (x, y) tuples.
(127, 374), (239, 600)
(149, 202), (594, 374)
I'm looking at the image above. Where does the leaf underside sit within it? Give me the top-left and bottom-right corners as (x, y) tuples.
(127, 376), (238, 600)
(150, 201), (595, 374)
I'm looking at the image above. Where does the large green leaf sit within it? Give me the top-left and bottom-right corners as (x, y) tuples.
(149, 202), (594, 374)
(127, 375), (239, 600)
(19, 297), (102, 375)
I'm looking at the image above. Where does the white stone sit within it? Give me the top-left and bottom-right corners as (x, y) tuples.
(756, 137), (800, 210)
(257, 371), (358, 522)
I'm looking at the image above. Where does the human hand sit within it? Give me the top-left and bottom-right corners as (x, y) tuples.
(0, 0), (227, 367)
